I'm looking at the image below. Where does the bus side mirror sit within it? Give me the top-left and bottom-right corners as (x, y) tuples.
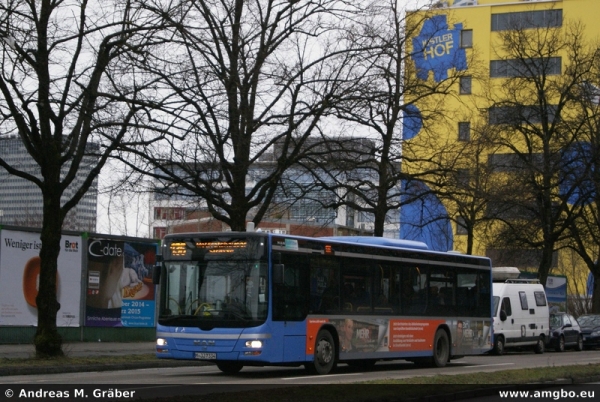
(500, 310), (507, 321)
(152, 264), (162, 285)
(273, 264), (284, 284)
(152, 255), (163, 285)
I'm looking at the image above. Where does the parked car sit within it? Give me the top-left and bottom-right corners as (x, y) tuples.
(577, 314), (600, 349)
(548, 312), (583, 352)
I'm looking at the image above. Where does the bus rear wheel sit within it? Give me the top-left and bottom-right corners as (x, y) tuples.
(432, 329), (449, 367)
(216, 361), (243, 374)
(306, 329), (337, 375)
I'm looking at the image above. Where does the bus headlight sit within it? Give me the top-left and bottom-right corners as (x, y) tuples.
(157, 338), (168, 347)
(245, 340), (262, 348)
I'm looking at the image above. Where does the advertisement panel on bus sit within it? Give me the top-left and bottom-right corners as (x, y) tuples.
(308, 317), (490, 356)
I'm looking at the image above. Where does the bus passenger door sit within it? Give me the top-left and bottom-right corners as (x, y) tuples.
(272, 262), (309, 363)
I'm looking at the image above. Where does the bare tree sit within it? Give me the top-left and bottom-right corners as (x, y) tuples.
(560, 50), (600, 313)
(481, 21), (598, 286)
(115, 0), (367, 232)
(0, 0), (166, 356)
(422, 121), (504, 255)
(299, 1), (475, 238)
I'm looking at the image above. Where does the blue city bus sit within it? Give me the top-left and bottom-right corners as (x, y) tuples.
(154, 232), (493, 374)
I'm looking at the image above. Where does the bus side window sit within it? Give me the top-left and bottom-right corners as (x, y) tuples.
(318, 279), (340, 313)
(273, 254), (310, 321)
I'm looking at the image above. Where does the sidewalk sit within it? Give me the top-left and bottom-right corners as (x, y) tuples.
(0, 341), (156, 359)
(0, 342), (204, 376)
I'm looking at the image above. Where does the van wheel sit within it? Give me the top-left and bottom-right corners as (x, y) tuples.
(216, 361), (243, 374)
(576, 335), (584, 352)
(555, 336), (565, 352)
(493, 335), (505, 355)
(432, 329), (449, 367)
(306, 330), (337, 375)
(534, 337), (545, 354)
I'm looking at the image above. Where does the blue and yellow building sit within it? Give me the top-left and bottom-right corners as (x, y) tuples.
(401, 0), (600, 299)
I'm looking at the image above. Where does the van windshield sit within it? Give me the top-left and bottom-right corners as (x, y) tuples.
(493, 296), (500, 316)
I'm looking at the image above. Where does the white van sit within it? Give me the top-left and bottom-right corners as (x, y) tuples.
(492, 267), (550, 355)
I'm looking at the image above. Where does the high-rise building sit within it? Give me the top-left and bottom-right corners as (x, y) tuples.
(0, 136), (98, 231)
(149, 138), (401, 239)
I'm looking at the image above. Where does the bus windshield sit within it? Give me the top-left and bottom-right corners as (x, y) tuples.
(160, 259), (268, 328)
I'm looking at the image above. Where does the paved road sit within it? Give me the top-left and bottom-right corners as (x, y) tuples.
(1, 344), (599, 401)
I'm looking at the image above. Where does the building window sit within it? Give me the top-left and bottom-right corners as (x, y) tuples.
(460, 30), (473, 48)
(491, 10), (562, 31)
(488, 105), (558, 125)
(457, 168), (470, 187)
(456, 216), (468, 235)
(458, 122), (470, 141)
(154, 227), (167, 239)
(490, 57), (561, 78)
(154, 207), (186, 220)
(459, 76), (472, 94)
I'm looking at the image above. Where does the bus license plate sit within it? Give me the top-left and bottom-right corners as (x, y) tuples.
(195, 352), (216, 360)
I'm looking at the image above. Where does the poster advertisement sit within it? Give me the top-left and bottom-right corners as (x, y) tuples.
(521, 272), (567, 313)
(0, 230), (82, 327)
(545, 275), (567, 313)
(306, 317), (492, 357)
(85, 238), (157, 327)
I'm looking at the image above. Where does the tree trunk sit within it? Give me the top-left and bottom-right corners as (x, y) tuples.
(537, 244), (554, 288)
(34, 192), (64, 357)
(592, 271), (600, 314)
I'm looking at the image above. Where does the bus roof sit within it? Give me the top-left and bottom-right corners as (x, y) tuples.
(161, 231), (491, 268)
(321, 236), (429, 250)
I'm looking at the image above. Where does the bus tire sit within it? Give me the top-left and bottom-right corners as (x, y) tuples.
(216, 361), (243, 374)
(432, 329), (450, 368)
(307, 329), (337, 375)
(493, 335), (505, 355)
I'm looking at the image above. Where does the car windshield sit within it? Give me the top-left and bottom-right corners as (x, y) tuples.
(550, 314), (563, 327)
(578, 315), (600, 327)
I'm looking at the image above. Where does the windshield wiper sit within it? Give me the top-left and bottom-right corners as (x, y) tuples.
(206, 309), (251, 321)
(160, 315), (200, 323)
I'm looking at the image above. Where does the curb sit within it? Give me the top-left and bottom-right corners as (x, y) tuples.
(0, 360), (209, 377)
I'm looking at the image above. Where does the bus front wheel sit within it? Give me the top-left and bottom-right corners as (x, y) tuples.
(432, 329), (449, 368)
(216, 361), (243, 374)
(307, 329), (337, 375)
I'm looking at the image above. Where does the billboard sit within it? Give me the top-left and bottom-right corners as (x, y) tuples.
(85, 238), (157, 327)
(0, 229), (82, 326)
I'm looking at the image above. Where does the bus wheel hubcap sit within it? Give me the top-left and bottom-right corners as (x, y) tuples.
(317, 339), (332, 364)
